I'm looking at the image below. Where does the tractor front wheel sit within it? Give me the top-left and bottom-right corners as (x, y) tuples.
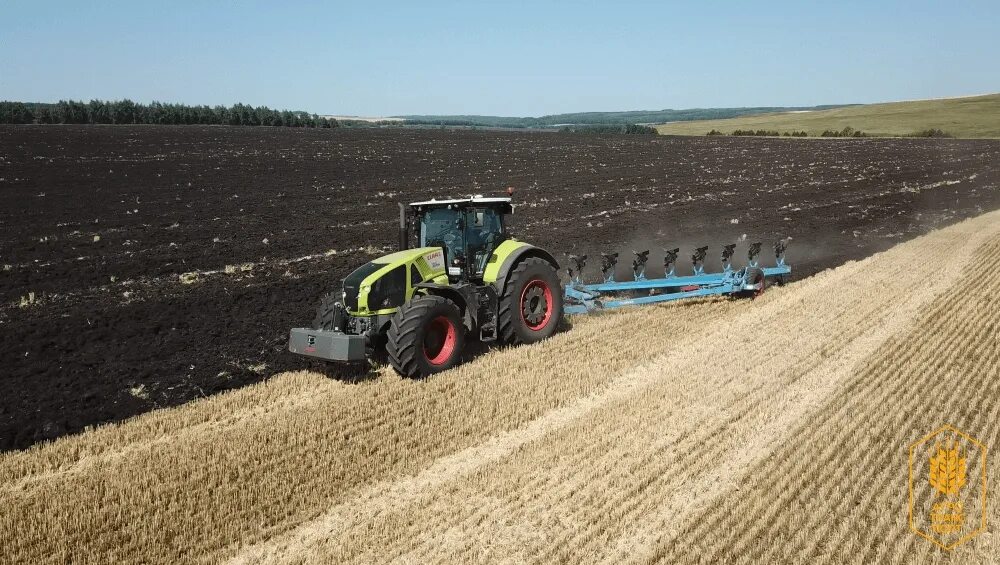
(387, 295), (465, 378)
(313, 292), (343, 330)
(498, 257), (563, 345)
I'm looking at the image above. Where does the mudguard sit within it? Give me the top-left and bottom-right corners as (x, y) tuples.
(482, 239), (559, 293)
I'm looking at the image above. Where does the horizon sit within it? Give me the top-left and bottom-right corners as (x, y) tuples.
(12, 93), (998, 121)
(3, 1), (999, 116)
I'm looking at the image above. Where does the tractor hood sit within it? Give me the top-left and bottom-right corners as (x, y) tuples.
(372, 247), (443, 266)
(342, 247), (447, 315)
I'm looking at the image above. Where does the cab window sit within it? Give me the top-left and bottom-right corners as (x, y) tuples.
(467, 208), (504, 275)
(420, 208), (464, 266)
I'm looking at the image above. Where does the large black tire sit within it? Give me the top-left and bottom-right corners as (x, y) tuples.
(366, 331), (389, 366)
(312, 293), (341, 330)
(387, 295), (465, 378)
(498, 257), (563, 346)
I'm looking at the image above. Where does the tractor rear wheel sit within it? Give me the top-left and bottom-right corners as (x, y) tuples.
(498, 257), (563, 345)
(387, 295), (465, 378)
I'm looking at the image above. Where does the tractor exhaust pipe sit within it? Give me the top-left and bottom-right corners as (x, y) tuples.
(398, 202), (408, 251)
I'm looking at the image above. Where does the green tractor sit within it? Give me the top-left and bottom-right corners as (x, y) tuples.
(289, 194), (563, 377)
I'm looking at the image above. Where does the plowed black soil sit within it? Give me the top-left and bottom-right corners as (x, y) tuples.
(3, 125), (999, 451)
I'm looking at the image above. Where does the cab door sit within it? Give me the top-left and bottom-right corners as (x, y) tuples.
(465, 208), (505, 278)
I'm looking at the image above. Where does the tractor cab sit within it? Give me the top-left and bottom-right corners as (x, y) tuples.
(404, 196), (513, 281)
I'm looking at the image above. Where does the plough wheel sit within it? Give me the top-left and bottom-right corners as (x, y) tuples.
(742, 267), (767, 299)
(499, 257), (563, 345)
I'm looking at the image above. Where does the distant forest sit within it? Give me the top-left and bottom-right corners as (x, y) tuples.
(2, 100), (859, 132)
(397, 105), (853, 128)
(0, 100), (338, 128)
(559, 124), (657, 135)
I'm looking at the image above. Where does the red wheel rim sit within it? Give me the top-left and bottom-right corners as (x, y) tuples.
(424, 315), (457, 365)
(520, 279), (553, 331)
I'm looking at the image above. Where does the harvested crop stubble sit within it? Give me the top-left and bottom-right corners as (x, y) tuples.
(0, 297), (731, 564)
(652, 241), (1000, 564)
(2, 210), (1000, 564)
(234, 210), (1000, 565)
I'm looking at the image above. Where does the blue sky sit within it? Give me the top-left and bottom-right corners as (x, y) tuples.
(2, 1), (998, 116)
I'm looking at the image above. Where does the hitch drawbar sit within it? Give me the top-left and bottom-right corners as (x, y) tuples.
(288, 328), (366, 361)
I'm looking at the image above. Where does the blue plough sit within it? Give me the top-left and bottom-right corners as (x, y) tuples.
(563, 240), (791, 314)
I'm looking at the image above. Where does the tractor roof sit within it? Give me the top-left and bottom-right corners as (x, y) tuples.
(408, 195), (513, 213)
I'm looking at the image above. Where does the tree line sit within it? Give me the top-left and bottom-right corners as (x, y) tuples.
(707, 126), (953, 138)
(909, 128), (952, 138)
(819, 126), (866, 137)
(707, 128), (860, 137)
(559, 124), (657, 135)
(0, 100), (339, 128)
